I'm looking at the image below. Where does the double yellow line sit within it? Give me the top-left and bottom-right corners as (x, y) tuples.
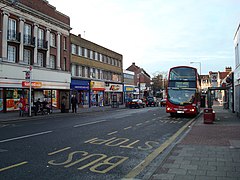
(124, 118), (194, 179)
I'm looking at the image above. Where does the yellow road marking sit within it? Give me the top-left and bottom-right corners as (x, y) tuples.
(124, 126), (132, 130)
(136, 123), (142, 126)
(48, 147), (71, 156)
(124, 118), (194, 179)
(107, 131), (118, 136)
(0, 161), (28, 172)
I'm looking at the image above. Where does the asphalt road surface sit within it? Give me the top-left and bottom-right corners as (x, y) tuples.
(0, 107), (193, 180)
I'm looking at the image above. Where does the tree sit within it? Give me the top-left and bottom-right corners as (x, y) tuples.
(151, 71), (168, 97)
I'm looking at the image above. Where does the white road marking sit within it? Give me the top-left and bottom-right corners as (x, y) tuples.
(124, 126), (132, 130)
(107, 131), (118, 135)
(0, 131), (53, 143)
(74, 120), (107, 128)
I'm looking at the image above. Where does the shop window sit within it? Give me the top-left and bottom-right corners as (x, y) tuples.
(6, 88), (22, 111)
(0, 88), (3, 112)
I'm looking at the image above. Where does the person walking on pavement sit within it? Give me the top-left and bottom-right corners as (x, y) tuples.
(71, 95), (78, 113)
(18, 96), (25, 117)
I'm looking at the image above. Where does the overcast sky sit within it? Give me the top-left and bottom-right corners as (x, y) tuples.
(48, 0), (239, 76)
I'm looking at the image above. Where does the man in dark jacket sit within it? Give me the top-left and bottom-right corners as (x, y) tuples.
(71, 95), (78, 113)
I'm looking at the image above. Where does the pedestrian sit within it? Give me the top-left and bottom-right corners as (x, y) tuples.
(35, 98), (41, 115)
(18, 96), (25, 117)
(61, 96), (66, 113)
(71, 95), (78, 113)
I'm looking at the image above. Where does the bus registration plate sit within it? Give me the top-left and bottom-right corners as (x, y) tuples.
(177, 111), (184, 114)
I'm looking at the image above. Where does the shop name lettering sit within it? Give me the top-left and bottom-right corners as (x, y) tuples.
(110, 85), (120, 91)
(22, 81), (42, 87)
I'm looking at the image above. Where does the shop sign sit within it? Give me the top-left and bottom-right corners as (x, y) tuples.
(105, 83), (123, 92)
(124, 86), (135, 92)
(22, 81), (42, 88)
(91, 81), (105, 91)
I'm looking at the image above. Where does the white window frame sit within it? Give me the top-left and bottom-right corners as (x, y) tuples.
(8, 18), (17, 40)
(7, 45), (16, 63)
(90, 50), (93, 59)
(50, 33), (56, 47)
(71, 44), (77, 54)
(78, 46), (82, 56)
(50, 55), (56, 69)
(37, 52), (44, 67)
(23, 49), (31, 65)
(71, 64), (76, 76)
(38, 28), (44, 47)
(84, 48), (88, 58)
(24, 23), (32, 44)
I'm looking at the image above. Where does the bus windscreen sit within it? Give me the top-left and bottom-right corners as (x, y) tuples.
(169, 67), (196, 81)
(168, 89), (196, 105)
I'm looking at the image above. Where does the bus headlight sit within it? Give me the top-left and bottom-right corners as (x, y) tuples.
(167, 107), (172, 111)
(190, 109), (195, 112)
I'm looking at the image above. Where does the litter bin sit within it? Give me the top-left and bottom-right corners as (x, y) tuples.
(203, 108), (214, 124)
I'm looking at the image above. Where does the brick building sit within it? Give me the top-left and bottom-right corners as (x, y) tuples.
(0, 0), (71, 113)
(70, 34), (123, 107)
(126, 62), (151, 98)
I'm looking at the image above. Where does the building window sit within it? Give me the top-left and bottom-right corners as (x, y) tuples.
(63, 57), (67, 71)
(71, 44), (77, 54)
(99, 54), (102, 62)
(50, 55), (56, 69)
(37, 52), (44, 67)
(63, 37), (67, 50)
(84, 48), (88, 58)
(7, 45), (16, 63)
(50, 33), (56, 47)
(77, 66), (82, 77)
(24, 23), (32, 45)
(78, 46), (82, 56)
(23, 49), (31, 65)
(236, 44), (239, 67)
(71, 64), (76, 76)
(38, 28), (44, 48)
(8, 18), (17, 40)
(82, 66), (85, 77)
(90, 50), (93, 59)
(98, 69), (101, 79)
(92, 68), (96, 78)
(94, 52), (98, 60)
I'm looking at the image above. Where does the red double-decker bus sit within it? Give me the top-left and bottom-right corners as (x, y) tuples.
(166, 66), (201, 117)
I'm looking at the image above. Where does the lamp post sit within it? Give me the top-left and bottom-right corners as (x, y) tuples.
(137, 70), (143, 99)
(190, 61), (201, 75)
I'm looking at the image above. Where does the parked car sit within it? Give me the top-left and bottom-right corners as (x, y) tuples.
(160, 98), (166, 107)
(129, 99), (145, 108)
(146, 96), (158, 107)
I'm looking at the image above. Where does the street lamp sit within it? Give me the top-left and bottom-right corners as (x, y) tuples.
(190, 61), (201, 75)
(137, 70), (143, 99)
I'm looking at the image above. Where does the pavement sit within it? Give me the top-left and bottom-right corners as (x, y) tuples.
(1, 103), (240, 180)
(0, 105), (126, 123)
(148, 104), (240, 180)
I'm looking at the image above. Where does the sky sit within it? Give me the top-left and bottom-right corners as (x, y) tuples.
(48, 0), (239, 77)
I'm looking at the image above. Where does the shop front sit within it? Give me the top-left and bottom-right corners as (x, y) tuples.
(0, 78), (70, 113)
(124, 85), (135, 103)
(90, 81), (105, 107)
(70, 79), (90, 108)
(105, 83), (123, 106)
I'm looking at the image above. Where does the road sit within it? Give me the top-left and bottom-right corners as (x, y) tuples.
(0, 107), (193, 180)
